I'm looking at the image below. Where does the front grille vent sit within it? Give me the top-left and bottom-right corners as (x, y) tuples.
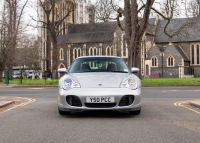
(119, 95), (134, 106)
(85, 103), (116, 108)
(66, 95), (82, 107)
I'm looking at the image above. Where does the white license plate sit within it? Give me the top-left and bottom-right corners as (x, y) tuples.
(86, 97), (114, 103)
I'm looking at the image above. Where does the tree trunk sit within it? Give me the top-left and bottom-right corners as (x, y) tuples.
(52, 40), (59, 79)
(0, 70), (2, 82)
(122, 0), (154, 79)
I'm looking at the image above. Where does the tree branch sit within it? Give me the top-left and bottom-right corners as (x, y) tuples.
(116, 8), (124, 31)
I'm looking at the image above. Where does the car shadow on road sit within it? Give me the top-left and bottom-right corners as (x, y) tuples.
(59, 110), (141, 118)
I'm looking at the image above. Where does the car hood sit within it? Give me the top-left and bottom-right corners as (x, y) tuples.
(70, 72), (129, 88)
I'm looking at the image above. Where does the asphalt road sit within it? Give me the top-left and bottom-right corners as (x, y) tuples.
(0, 86), (200, 143)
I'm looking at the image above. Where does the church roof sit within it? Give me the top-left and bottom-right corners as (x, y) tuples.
(156, 44), (190, 61)
(58, 17), (200, 45)
(174, 45), (190, 61)
(58, 22), (118, 44)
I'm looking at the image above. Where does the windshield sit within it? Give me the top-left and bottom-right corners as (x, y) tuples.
(69, 57), (129, 73)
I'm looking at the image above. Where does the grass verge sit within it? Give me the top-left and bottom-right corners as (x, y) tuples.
(142, 78), (200, 86)
(1, 79), (58, 86)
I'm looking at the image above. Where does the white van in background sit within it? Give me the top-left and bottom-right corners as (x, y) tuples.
(27, 70), (39, 79)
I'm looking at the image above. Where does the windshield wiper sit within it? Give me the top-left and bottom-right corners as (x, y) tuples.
(108, 71), (129, 73)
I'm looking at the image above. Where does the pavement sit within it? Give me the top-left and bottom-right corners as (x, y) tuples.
(0, 97), (15, 108)
(0, 84), (18, 88)
(0, 84), (21, 109)
(189, 100), (200, 109)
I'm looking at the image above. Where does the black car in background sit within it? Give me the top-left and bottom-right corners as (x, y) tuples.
(43, 71), (52, 79)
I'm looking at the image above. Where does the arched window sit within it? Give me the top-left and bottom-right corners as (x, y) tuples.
(89, 47), (98, 56)
(93, 48), (97, 56)
(167, 56), (174, 67)
(58, 63), (65, 78)
(106, 46), (112, 56)
(197, 45), (200, 64)
(151, 57), (158, 67)
(73, 48), (82, 60)
(58, 63), (65, 69)
(63, 22), (65, 34)
(77, 48), (82, 57)
(191, 45), (195, 64)
(73, 48), (77, 60)
(190, 44), (200, 65)
(60, 48), (64, 60)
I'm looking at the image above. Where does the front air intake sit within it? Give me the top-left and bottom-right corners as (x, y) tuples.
(66, 95), (82, 107)
(119, 95), (134, 106)
(85, 103), (116, 108)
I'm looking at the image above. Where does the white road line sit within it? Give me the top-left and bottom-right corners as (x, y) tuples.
(174, 100), (200, 115)
(28, 88), (44, 90)
(0, 97), (36, 115)
(163, 90), (200, 92)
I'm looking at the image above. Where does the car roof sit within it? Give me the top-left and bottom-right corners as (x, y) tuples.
(76, 56), (121, 59)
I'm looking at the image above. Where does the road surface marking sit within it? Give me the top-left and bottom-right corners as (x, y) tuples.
(0, 97), (36, 115)
(174, 100), (200, 115)
(28, 88), (44, 90)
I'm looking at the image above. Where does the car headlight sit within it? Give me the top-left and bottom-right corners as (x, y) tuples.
(62, 79), (80, 90)
(120, 78), (138, 90)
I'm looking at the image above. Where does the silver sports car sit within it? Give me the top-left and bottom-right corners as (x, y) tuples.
(58, 56), (141, 115)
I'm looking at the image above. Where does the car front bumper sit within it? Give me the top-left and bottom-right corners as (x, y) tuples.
(58, 88), (141, 112)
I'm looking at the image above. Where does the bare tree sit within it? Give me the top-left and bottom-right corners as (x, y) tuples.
(115, 0), (192, 74)
(186, 0), (200, 17)
(0, 4), (7, 81)
(33, 0), (75, 78)
(0, 0), (28, 81)
(94, 0), (120, 22)
(14, 35), (40, 69)
(116, 0), (154, 70)
(151, 0), (192, 38)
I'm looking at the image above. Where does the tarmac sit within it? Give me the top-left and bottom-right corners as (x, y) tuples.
(0, 84), (200, 110)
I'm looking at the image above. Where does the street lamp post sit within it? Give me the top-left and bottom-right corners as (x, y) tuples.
(162, 53), (163, 78)
(160, 52), (164, 78)
(160, 44), (166, 78)
(179, 62), (182, 78)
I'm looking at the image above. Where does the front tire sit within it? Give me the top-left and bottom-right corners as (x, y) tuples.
(129, 109), (141, 115)
(58, 109), (70, 115)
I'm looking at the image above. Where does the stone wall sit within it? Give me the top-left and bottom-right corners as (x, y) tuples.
(193, 66), (200, 77)
(151, 67), (179, 78)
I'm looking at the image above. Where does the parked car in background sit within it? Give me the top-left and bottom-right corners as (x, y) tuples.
(13, 71), (22, 79)
(43, 70), (52, 79)
(27, 70), (33, 78)
(27, 70), (39, 79)
(58, 56), (141, 115)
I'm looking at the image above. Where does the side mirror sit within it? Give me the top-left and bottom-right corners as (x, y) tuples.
(131, 67), (139, 73)
(58, 68), (68, 73)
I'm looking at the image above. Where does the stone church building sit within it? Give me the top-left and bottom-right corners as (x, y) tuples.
(146, 17), (200, 78)
(43, 16), (200, 78)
